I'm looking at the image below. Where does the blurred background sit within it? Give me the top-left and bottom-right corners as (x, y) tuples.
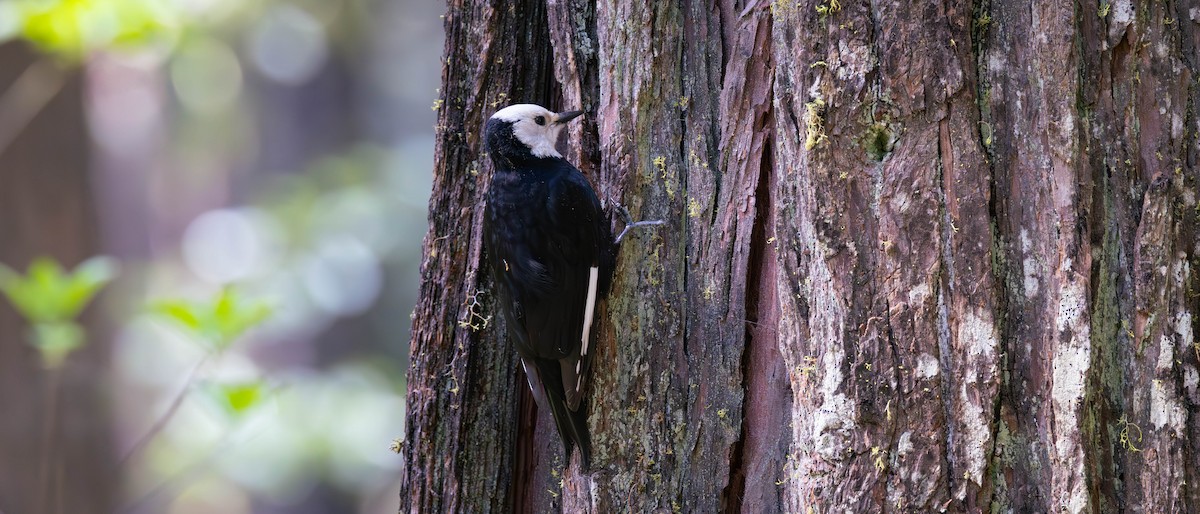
(0, 1), (441, 512)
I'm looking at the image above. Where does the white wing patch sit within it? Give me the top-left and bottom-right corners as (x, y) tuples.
(522, 361), (535, 392)
(576, 267), (598, 393)
(581, 267), (599, 356)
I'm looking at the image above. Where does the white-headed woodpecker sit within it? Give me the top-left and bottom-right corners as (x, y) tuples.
(482, 104), (610, 471)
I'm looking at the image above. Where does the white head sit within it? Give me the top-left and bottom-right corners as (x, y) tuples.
(489, 104), (583, 159)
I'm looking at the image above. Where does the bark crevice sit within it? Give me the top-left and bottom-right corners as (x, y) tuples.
(967, 0), (1008, 508)
(722, 126), (777, 513)
(934, 118), (959, 501)
(403, 1), (1200, 511)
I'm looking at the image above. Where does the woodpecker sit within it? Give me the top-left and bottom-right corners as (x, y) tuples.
(482, 103), (609, 471)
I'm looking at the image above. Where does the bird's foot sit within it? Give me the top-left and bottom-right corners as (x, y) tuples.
(614, 205), (664, 245)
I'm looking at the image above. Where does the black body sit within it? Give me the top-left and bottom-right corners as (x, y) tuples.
(482, 116), (613, 470)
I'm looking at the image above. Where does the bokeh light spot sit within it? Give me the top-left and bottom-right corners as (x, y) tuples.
(0, 3), (20, 41)
(301, 236), (382, 316)
(248, 4), (328, 86)
(171, 37), (243, 114)
(182, 208), (281, 284)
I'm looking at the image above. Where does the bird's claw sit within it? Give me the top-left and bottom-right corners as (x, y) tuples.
(613, 205), (664, 245)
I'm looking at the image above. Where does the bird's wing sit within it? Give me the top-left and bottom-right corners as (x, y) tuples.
(519, 168), (605, 411)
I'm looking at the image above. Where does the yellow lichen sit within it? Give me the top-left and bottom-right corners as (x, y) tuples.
(871, 446), (886, 471)
(489, 92), (509, 109)
(976, 13), (992, 29)
(815, 0), (841, 15)
(770, 0), (794, 15)
(457, 289), (492, 332)
(805, 98), (828, 150)
(1118, 415), (1143, 452)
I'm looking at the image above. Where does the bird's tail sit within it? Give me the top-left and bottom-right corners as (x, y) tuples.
(546, 387), (591, 471)
(533, 359), (592, 471)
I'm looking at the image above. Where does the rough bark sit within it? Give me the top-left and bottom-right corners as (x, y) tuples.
(397, 1), (558, 512)
(0, 42), (116, 514)
(400, 0), (1200, 512)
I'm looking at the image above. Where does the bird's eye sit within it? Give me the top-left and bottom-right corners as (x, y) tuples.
(534, 115), (546, 126)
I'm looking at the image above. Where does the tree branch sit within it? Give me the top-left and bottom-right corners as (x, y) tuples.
(0, 58), (66, 157)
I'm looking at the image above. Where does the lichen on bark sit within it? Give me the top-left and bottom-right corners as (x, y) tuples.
(400, 0), (1200, 512)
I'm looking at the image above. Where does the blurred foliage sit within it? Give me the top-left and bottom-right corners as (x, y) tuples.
(28, 321), (85, 367)
(4, 0), (181, 61)
(0, 256), (117, 323)
(117, 144), (425, 510)
(0, 0), (439, 510)
(0, 256), (117, 366)
(0, 0), (377, 64)
(256, 144), (420, 250)
(257, 149), (383, 250)
(202, 379), (268, 418)
(199, 364), (405, 501)
(150, 287), (272, 351)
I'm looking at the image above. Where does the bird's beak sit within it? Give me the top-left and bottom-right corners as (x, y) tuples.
(554, 110), (584, 124)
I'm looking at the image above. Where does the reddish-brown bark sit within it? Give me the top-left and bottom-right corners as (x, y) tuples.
(400, 1), (1200, 512)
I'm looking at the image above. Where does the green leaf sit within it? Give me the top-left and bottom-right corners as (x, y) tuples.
(224, 383), (263, 413)
(0, 256), (116, 323)
(213, 287), (236, 330)
(30, 321), (84, 368)
(60, 256), (118, 318)
(149, 287), (272, 351)
(150, 300), (204, 332)
(212, 288), (272, 349)
(202, 380), (268, 418)
(0, 257), (116, 365)
(26, 257), (63, 286)
(14, 0), (181, 61)
(0, 267), (32, 320)
(24, 257), (67, 322)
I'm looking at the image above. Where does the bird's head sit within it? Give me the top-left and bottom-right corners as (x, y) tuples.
(485, 104), (584, 162)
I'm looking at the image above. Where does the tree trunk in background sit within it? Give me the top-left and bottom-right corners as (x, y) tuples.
(0, 42), (115, 514)
(400, 0), (1200, 512)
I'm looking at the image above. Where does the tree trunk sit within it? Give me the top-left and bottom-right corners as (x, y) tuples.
(0, 42), (116, 514)
(399, 0), (1200, 512)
